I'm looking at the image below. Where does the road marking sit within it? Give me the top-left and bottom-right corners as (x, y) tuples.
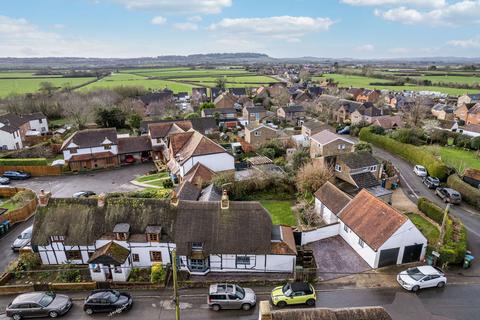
(399, 172), (419, 199)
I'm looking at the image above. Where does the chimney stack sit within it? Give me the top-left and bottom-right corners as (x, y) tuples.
(97, 193), (106, 208)
(37, 189), (51, 207)
(170, 190), (179, 207)
(221, 189), (229, 210)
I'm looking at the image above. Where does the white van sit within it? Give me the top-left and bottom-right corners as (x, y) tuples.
(11, 226), (32, 251)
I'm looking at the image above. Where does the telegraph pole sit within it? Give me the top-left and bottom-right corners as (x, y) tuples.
(172, 249), (180, 320)
(438, 203), (450, 247)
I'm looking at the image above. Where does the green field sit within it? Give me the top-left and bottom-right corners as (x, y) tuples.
(415, 75), (480, 86)
(0, 71), (63, 78)
(426, 145), (480, 171)
(176, 75), (276, 83)
(0, 77), (96, 97)
(260, 200), (297, 226)
(315, 74), (479, 95)
(126, 68), (252, 78)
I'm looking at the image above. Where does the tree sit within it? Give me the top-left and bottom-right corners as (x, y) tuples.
(408, 97), (430, 127)
(471, 136), (480, 151)
(60, 92), (93, 129)
(184, 112), (199, 119)
(127, 113), (142, 130)
(95, 107), (127, 128)
(355, 142), (373, 153)
(296, 161), (334, 195)
(215, 77), (227, 91)
(271, 87), (290, 107)
(299, 70), (311, 83)
(199, 102), (215, 111)
(39, 81), (55, 95)
(423, 119), (440, 135)
(292, 149), (310, 171)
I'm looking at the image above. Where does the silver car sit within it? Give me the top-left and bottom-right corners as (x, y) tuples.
(208, 284), (256, 311)
(11, 226), (32, 251)
(6, 292), (73, 319)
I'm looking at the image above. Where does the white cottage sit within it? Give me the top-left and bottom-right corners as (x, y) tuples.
(314, 181), (351, 224)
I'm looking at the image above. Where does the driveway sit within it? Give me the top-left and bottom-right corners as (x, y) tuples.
(308, 236), (371, 281)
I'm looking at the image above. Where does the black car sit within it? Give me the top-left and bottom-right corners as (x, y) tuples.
(83, 290), (133, 315)
(423, 176), (440, 189)
(3, 170), (31, 180)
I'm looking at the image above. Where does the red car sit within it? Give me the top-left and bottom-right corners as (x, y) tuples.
(124, 155), (136, 164)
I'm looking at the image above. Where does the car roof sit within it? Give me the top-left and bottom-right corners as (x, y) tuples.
(12, 292), (45, 304)
(87, 290), (117, 299)
(209, 284), (235, 294)
(417, 265), (442, 275)
(290, 282), (311, 292)
(22, 226), (33, 233)
(416, 165), (426, 169)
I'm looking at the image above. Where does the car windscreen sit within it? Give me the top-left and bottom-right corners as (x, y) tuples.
(282, 284), (293, 297)
(108, 291), (120, 303)
(38, 293), (55, 307)
(406, 268), (425, 281)
(235, 285), (245, 299)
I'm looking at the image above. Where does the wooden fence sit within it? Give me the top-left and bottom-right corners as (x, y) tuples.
(0, 165), (62, 176)
(0, 187), (38, 224)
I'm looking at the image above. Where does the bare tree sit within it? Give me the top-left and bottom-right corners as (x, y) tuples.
(59, 92), (93, 129)
(296, 161), (334, 195)
(270, 87), (290, 107)
(408, 97), (430, 127)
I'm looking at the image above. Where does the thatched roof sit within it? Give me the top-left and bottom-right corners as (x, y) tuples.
(32, 197), (273, 256)
(270, 307), (392, 320)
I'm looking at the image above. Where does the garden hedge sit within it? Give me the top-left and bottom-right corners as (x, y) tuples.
(447, 174), (480, 209)
(439, 216), (467, 265)
(417, 197), (444, 225)
(359, 128), (449, 180)
(0, 158), (48, 166)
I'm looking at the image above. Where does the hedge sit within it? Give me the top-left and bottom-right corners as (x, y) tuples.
(417, 197), (444, 225)
(447, 174), (480, 209)
(359, 128), (449, 180)
(0, 158), (48, 166)
(439, 216), (467, 265)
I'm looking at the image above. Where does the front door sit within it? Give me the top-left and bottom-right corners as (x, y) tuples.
(188, 258), (209, 273)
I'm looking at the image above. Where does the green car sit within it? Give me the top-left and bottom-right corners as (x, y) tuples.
(270, 282), (316, 308)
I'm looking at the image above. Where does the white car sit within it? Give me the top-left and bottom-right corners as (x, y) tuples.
(11, 226), (33, 251)
(397, 266), (447, 292)
(414, 165), (428, 177)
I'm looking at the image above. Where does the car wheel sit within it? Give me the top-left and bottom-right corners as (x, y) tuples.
(49, 311), (59, 318)
(241, 303), (252, 311)
(12, 314), (22, 320)
(444, 198), (448, 203)
(306, 299), (315, 306)
(277, 301), (287, 308)
(85, 308), (94, 315)
(411, 285), (420, 292)
(437, 281), (445, 288)
(211, 304), (221, 311)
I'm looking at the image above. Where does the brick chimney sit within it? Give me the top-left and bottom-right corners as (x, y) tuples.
(170, 190), (179, 207)
(97, 193), (106, 208)
(37, 189), (51, 207)
(221, 189), (229, 210)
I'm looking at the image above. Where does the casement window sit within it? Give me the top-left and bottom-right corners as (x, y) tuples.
(51, 235), (65, 242)
(192, 242), (203, 250)
(104, 144), (112, 150)
(150, 251), (162, 262)
(132, 254), (140, 262)
(39, 119), (43, 123)
(254, 131), (261, 136)
(337, 144), (346, 150)
(358, 238), (365, 248)
(335, 164), (342, 172)
(369, 165), (377, 172)
(69, 148), (78, 154)
(343, 224), (349, 233)
(114, 266), (122, 273)
(147, 233), (159, 242)
(65, 250), (82, 260)
(236, 256), (250, 265)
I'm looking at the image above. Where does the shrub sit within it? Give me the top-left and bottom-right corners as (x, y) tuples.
(296, 162), (334, 196)
(439, 216), (467, 265)
(150, 263), (166, 284)
(56, 263), (82, 283)
(359, 127), (449, 180)
(355, 142), (373, 153)
(390, 128), (425, 145)
(162, 179), (174, 189)
(291, 149), (310, 171)
(454, 134), (472, 149)
(369, 125), (385, 135)
(417, 197), (444, 225)
(447, 174), (480, 209)
(0, 158), (48, 166)
(471, 136), (480, 150)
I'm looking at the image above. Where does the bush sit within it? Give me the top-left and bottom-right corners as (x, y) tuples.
(417, 197), (444, 225)
(454, 134), (472, 149)
(447, 174), (480, 209)
(296, 162), (334, 196)
(150, 263), (166, 284)
(56, 263), (82, 283)
(439, 216), (467, 265)
(390, 128), (425, 145)
(162, 179), (174, 189)
(359, 127), (449, 180)
(0, 158), (48, 166)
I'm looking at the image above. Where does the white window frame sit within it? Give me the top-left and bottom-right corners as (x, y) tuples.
(369, 165), (377, 172)
(335, 164), (342, 172)
(358, 238), (364, 248)
(236, 256), (250, 266)
(343, 224), (349, 233)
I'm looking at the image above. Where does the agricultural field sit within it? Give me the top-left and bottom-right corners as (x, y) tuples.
(414, 75), (480, 86)
(0, 77), (96, 97)
(315, 73), (479, 95)
(0, 71), (63, 78)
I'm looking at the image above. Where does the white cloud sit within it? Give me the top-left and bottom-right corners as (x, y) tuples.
(373, 1), (480, 25)
(108, 0), (232, 14)
(447, 36), (480, 48)
(341, 0), (445, 7)
(355, 44), (375, 52)
(151, 16), (167, 25)
(188, 16), (202, 22)
(174, 22), (198, 31)
(208, 16), (334, 42)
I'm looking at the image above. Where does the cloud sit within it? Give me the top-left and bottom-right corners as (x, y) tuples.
(373, 1), (480, 25)
(174, 22), (198, 31)
(53, 24), (65, 29)
(188, 16), (202, 23)
(151, 16), (167, 25)
(355, 44), (375, 52)
(341, 0), (445, 7)
(208, 16), (334, 42)
(447, 36), (480, 48)
(108, 0), (232, 14)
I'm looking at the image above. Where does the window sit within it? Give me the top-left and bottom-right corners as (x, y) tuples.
(191, 242), (203, 250)
(209, 294), (226, 300)
(335, 164), (342, 172)
(156, 138), (162, 143)
(343, 224), (349, 233)
(39, 119), (43, 123)
(150, 251), (162, 262)
(116, 232), (127, 241)
(236, 256), (250, 265)
(132, 253), (140, 262)
(65, 250), (82, 260)
(369, 165), (377, 172)
(69, 148), (78, 154)
(148, 233), (159, 242)
(254, 131), (261, 136)
(104, 144), (112, 150)
(92, 264), (101, 273)
(358, 239), (364, 248)
(114, 266), (122, 273)
(51, 235), (65, 242)
(338, 144), (345, 150)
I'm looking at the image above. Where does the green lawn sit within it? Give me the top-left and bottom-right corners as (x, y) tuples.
(426, 145), (480, 171)
(0, 77), (96, 97)
(260, 200), (297, 226)
(128, 68), (251, 78)
(415, 75), (480, 86)
(0, 71), (63, 78)
(407, 213), (439, 245)
(135, 172), (169, 182)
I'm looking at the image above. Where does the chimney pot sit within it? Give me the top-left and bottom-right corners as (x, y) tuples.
(37, 189), (51, 207)
(170, 190), (179, 207)
(221, 189), (229, 210)
(97, 193), (106, 208)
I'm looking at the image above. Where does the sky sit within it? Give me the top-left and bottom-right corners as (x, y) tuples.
(1, 0), (480, 59)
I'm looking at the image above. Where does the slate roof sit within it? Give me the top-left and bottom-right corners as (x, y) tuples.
(230, 88), (247, 96)
(198, 184), (222, 202)
(0, 112), (46, 133)
(468, 103), (480, 114)
(138, 91), (172, 105)
(140, 118), (216, 135)
(244, 106), (266, 113)
(337, 152), (379, 169)
(302, 120), (331, 132)
(363, 107), (382, 117)
(466, 93), (480, 101)
(310, 130), (353, 145)
(175, 180), (201, 201)
(61, 128), (118, 150)
(202, 108), (237, 116)
(283, 105), (304, 113)
(314, 181), (351, 215)
(351, 172), (381, 189)
(338, 189), (408, 251)
(117, 136), (152, 154)
(88, 241), (130, 265)
(184, 162), (215, 186)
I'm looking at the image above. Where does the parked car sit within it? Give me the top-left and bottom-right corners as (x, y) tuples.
(50, 159), (65, 167)
(11, 226), (32, 251)
(6, 292), (72, 320)
(397, 266), (446, 292)
(83, 289), (133, 315)
(435, 187), (462, 204)
(0, 177), (10, 185)
(423, 176), (440, 189)
(208, 284), (256, 311)
(72, 191), (96, 198)
(124, 155), (136, 164)
(270, 282), (316, 308)
(3, 171), (31, 180)
(337, 126), (350, 135)
(413, 165), (427, 177)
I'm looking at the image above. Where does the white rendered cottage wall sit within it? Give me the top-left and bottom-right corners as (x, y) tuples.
(0, 130), (22, 150)
(28, 119), (49, 133)
(179, 153), (234, 177)
(63, 145), (119, 161)
(338, 220), (377, 268)
(314, 198), (338, 224)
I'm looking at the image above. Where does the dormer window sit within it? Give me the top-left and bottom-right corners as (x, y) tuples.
(113, 223), (130, 241)
(192, 242), (203, 251)
(51, 235), (65, 242)
(145, 226), (162, 243)
(104, 144), (112, 150)
(69, 148), (78, 154)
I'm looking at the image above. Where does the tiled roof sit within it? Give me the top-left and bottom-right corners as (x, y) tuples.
(61, 128), (117, 150)
(310, 130), (353, 145)
(314, 181), (351, 215)
(117, 136), (152, 154)
(88, 241), (130, 265)
(148, 121), (192, 139)
(169, 130), (227, 164)
(351, 172), (381, 189)
(338, 189), (408, 251)
(337, 152), (379, 169)
(184, 162), (215, 186)
(175, 181), (201, 201)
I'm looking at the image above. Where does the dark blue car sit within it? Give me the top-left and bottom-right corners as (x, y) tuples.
(2, 171), (31, 180)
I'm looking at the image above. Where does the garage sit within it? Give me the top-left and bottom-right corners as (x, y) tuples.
(402, 244), (423, 264)
(378, 247), (400, 268)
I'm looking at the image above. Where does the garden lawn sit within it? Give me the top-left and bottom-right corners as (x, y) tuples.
(260, 200), (296, 226)
(135, 172), (169, 182)
(427, 145), (480, 171)
(407, 213), (439, 245)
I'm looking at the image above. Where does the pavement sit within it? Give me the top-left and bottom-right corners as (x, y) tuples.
(0, 284), (478, 320)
